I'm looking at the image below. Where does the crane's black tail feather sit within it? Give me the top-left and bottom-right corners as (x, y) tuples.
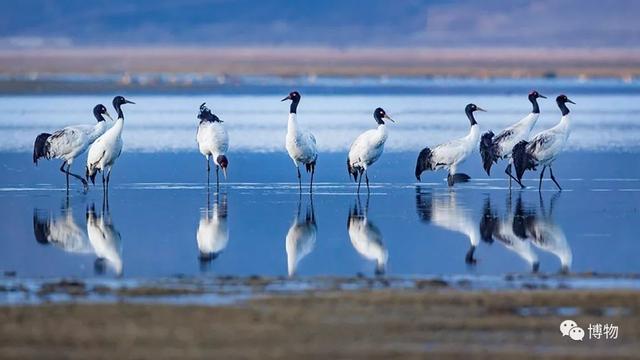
(33, 133), (51, 165)
(512, 140), (537, 182)
(305, 160), (316, 174)
(415, 147), (433, 181)
(479, 131), (500, 176)
(86, 166), (99, 185)
(451, 173), (471, 183)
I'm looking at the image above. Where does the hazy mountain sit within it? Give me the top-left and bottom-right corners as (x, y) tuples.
(1, 0), (638, 48)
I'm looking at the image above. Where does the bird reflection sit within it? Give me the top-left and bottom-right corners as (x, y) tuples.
(480, 193), (571, 273)
(33, 198), (93, 254)
(197, 191), (229, 269)
(86, 203), (123, 276)
(285, 195), (317, 276)
(524, 194), (572, 273)
(480, 195), (539, 272)
(347, 196), (388, 275)
(415, 186), (479, 265)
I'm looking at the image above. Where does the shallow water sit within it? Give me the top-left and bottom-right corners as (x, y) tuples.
(1, 85), (640, 153)
(1, 81), (639, 286)
(1, 152), (638, 280)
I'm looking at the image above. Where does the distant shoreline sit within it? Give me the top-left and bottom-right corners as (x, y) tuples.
(1, 47), (639, 79)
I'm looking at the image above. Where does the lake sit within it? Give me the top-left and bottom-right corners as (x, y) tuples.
(0, 78), (639, 284)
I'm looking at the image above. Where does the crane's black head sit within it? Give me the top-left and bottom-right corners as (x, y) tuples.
(281, 91), (301, 113)
(373, 107), (394, 125)
(112, 96), (135, 107)
(112, 95), (135, 119)
(528, 90), (546, 114)
(92, 104), (112, 122)
(528, 90), (546, 100)
(281, 91), (301, 102)
(465, 103), (485, 113)
(217, 155), (229, 179)
(556, 94), (575, 116)
(464, 103), (486, 126)
(197, 102), (222, 123)
(556, 94), (575, 105)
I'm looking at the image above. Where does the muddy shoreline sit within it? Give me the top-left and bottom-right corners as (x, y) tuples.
(0, 286), (638, 358)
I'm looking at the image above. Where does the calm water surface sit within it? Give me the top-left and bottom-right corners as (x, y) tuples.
(1, 152), (638, 279)
(0, 81), (639, 281)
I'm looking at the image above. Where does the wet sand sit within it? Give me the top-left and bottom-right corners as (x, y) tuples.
(1, 287), (638, 359)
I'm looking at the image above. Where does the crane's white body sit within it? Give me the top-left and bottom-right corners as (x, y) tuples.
(285, 113), (317, 167)
(87, 210), (123, 275)
(526, 115), (571, 166)
(197, 200), (229, 259)
(46, 122), (110, 165)
(197, 121), (229, 165)
(494, 113), (539, 159)
(86, 116), (125, 179)
(285, 210), (317, 276)
(348, 124), (388, 171)
(430, 124), (479, 174)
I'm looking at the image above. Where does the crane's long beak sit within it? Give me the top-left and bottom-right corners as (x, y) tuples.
(567, 99), (576, 104)
(476, 107), (487, 112)
(538, 94), (547, 99)
(104, 111), (113, 121)
(281, 95), (291, 102)
(125, 99), (135, 104)
(222, 167), (228, 180)
(384, 114), (395, 123)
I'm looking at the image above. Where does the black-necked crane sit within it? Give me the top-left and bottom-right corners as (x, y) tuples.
(196, 103), (229, 189)
(347, 107), (394, 194)
(281, 91), (318, 192)
(513, 95), (575, 191)
(415, 104), (485, 187)
(480, 91), (546, 188)
(86, 96), (135, 195)
(33, 104), (113, 192)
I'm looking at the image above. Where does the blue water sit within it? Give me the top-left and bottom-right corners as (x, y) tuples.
(0, 80), (639, 282)
(1, 152), (639, 279)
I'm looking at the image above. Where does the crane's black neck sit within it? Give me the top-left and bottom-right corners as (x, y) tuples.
(557, 100), (570, 116)
(289, 98), (300, 114)
(529, 94), (540, 114)
(374, 113), (385, 125)
(114, 102), (124, 120)
(465, 107), (478, 126)
(93, 109), (106, 122)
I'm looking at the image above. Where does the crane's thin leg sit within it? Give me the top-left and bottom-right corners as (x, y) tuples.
(296, 167), (302, 192)
(206, 157), (210, 187)
(549, 166), (562, 191)
(62, 163), (88, 192)
(505, 163), (525, 189)
(309, 165), (315, 194)
(101, 171), (105, 196)
(60, 162), (70, 192)
(216, 165), (220, 192)
(365, 170), (370, 194)
(357, 171), (363, 194)
(538, 166), (546, 191)
(105, 167), (112, 196)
